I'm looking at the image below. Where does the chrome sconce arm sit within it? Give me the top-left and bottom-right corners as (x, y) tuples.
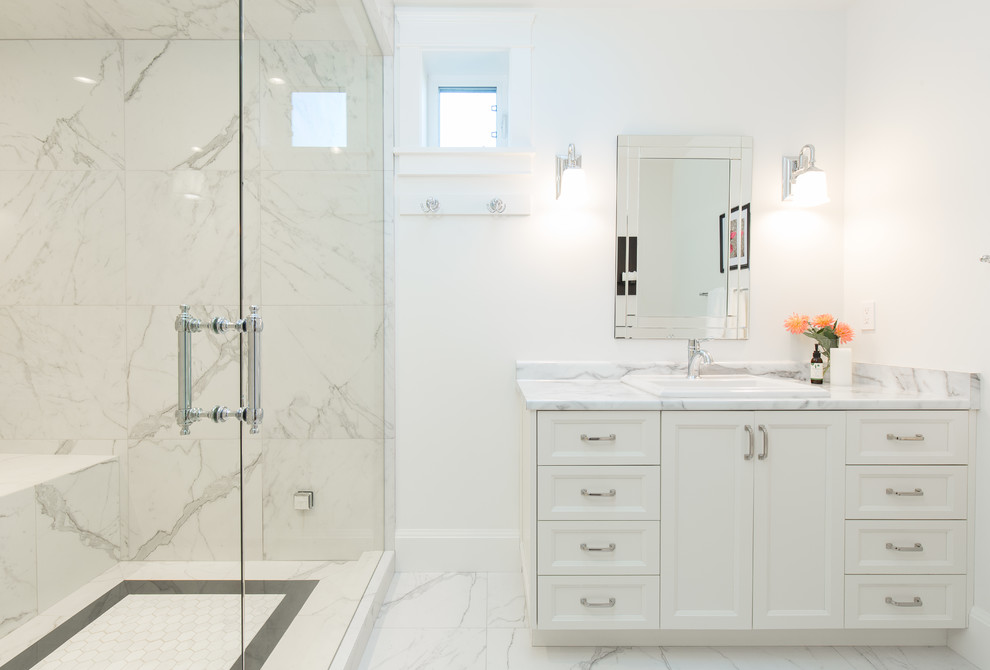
(174, 304), (264, 436)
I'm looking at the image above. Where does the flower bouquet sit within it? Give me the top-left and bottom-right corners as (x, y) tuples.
(784, 313), (854, 372)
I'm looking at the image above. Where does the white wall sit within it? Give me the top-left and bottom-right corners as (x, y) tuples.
(394, 6), (847, 569)
(843, 1), (990, 664)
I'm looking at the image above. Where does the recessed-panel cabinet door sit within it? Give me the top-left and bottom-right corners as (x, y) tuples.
(752, 411), (845, 629)
(660, 411), (754, 629)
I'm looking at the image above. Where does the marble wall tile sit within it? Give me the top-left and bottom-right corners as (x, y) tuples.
(245, 0), (382, 43)
(35, 460), (119, 611)
(259, 41), (380, 172)
(124, 41), (239, 171)
(124, 171), (239, 306)
(0, 0), (240, 39)
(241, 441), (264, 562)
(241, 173), (264, 307)
(125, 305), (240, 442)
(0, 171), (124, 305)
(0, 489), (37, 637)
(260, 171), (383, 306)
(0, 307), (126, 440)
(0, 440), (115, 456)
(125, 438), (252, 561)
(0, 41), (124, 170)
(261, 438), (383, 560)
(263, 306), (384, 440)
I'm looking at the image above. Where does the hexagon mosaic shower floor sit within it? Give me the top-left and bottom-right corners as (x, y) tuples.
(31, 594), (282, 670)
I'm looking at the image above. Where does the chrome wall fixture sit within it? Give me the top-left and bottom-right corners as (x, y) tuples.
(174, 304), (265, 435)
(782, 144), (829, 206)
(421, 197), (440, 213)
(486, 197), (506, 214)
(555, 143), (582, 199)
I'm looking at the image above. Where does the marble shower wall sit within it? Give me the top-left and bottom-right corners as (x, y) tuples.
(0, 0), (385, 566)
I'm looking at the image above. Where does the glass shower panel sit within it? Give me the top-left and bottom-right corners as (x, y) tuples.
(240, 0), (386, 665)
(0, 3), (246, 668)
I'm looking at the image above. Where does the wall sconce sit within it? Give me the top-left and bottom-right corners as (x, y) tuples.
(555, 143), (583, 200)
(782, 144), (829, 206)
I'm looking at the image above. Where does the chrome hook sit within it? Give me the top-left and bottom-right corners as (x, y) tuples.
(487, 197), (506, 214)
(421, 197), (440, 214)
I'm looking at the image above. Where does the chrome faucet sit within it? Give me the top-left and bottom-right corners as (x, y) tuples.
(687, 339), (713, 379)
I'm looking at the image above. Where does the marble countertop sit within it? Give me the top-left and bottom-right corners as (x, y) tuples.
(516, 361), (979, 411)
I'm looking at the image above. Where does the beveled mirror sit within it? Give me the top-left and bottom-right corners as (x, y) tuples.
(615, 135), (752, 339)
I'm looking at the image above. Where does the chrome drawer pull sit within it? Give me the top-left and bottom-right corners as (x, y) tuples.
(580, 434), (617, 442)
(743, 425), (754, 460)
(580, 543), (616, 552)
(887, 433), (925, 441)
(580, 488), (617, 497)
(886, 487), (924, 497)
(580, 597), (616, 608)
(885, 596), (923, 608)
(886, 542), (924, 552)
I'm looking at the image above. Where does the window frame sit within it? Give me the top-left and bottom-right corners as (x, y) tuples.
(427, 73), (508, 148)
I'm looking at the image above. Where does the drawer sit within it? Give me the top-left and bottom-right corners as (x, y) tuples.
(537, 411), (660, 466)
(845, 466), (967, 520)
(537, 576), (660, 630)
(844, 575), (966, 628)
(846, 411), (968, 465)
(845, 520), (967, 574)
(538, 466), (660, 521)
(537, 521), (660, 575)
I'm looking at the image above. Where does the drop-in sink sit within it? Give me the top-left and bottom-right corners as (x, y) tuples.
(621, 374), (829, 398)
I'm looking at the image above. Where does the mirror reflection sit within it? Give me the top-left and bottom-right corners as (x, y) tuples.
(615, 136), (752, 340)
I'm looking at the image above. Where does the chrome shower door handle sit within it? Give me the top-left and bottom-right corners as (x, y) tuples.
(175, 305), (203, 435)
(242, 305), (264, 434)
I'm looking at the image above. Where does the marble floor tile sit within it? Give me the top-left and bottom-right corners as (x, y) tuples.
(376, 573), (487, 629)
(357, 627), (486, 670)
(487, 628), (667, 670)
(487, 572), (527, 629)
(835, 645), (980, 670)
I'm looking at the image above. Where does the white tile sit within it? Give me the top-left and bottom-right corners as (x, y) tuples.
(35, 460), (119, 611)
(259, 41), (381, 172)
(124, 171), (239, 306)
(357, 627), (486, 670)
(0, 0), (240, 39)
(261, 439), (383, 561)
(0, 488), (38, 636)
(487, 572), (526, 629)
(124, 41), (239, 171)
(0, 307), (127, 440)
(260, 171), (384, 306)
(0, 171), (125, 305)
(486, 628), (668, 670)
(0, 40), (123, 170)
(125, 439), (240, 561)
(376, 573), (486, 629)
(263, 305), (384, 440)
(835, 646), (980, 670)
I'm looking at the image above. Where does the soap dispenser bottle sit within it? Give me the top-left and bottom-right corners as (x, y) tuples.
(810, 344), (824, 384)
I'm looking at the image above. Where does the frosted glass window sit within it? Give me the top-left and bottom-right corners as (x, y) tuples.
(291, 91), (347, 148)
(438, 87), (497, 148)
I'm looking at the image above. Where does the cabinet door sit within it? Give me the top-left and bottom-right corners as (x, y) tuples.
(661, 411), (754, 629)
(752, 411), (845, 629)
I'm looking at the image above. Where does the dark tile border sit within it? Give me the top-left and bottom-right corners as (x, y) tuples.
(0, 580), (318, 670)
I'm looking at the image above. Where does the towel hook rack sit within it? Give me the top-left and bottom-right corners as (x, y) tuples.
(421, 197), (440, 214)
(487, 197), (506, 214)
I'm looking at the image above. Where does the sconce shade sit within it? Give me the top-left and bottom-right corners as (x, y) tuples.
(555, 143), (582, 200)
(782, 144), (829, 207)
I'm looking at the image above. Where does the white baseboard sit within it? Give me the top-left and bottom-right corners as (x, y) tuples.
(394, 529), (520, 572)
(949, 606), (990, 670)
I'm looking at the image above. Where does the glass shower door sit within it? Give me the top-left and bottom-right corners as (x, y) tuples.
(0, 4), (249, 668)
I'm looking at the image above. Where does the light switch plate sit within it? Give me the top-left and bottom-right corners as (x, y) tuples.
(862, 300), (876, 331)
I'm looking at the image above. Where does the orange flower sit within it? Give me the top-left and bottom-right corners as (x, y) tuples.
(810, 313), (836, 329)
(783, 313), (809, 335)
(835, 322), (855, 344)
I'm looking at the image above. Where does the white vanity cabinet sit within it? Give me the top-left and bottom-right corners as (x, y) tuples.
(659, 411), (845, 630)
(519, 403), (973, 642)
